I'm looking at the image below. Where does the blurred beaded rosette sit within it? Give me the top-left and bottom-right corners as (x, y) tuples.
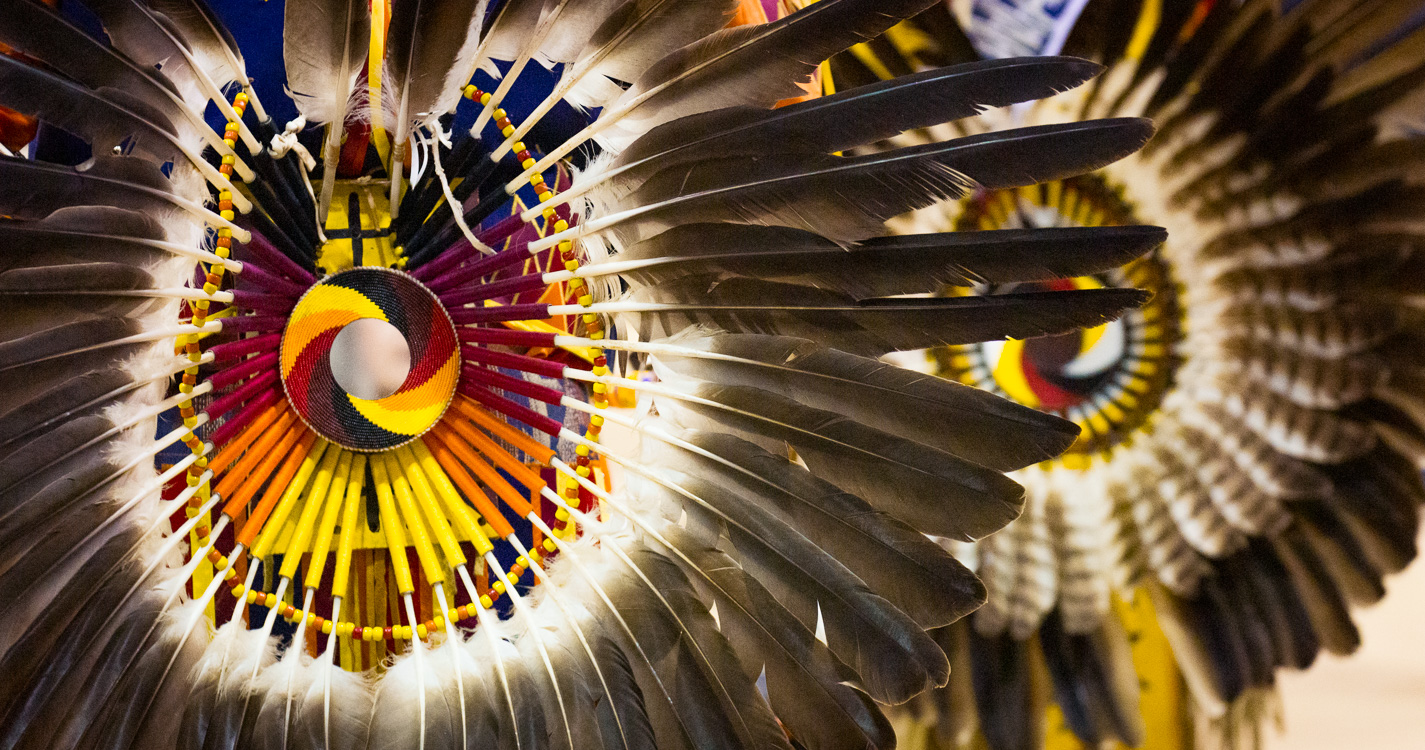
(829, 1), (1425, 748)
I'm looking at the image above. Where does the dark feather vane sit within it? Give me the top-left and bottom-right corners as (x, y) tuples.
(0, 0), (1192, 748)
(625, 276), (1150, 357)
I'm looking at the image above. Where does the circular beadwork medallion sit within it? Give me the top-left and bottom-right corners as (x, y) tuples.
(935, 175), (1185, 459)
(280, 267), (459, 451)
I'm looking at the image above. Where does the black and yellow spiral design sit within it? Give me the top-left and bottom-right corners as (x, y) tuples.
(280, 267), (459, 451)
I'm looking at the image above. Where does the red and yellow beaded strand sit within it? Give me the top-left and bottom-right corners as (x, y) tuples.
(180, 92), (254, 604)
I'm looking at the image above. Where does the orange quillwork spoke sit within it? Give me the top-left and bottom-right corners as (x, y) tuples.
(237, 430), (320, 547)
(217, 410), (301, 512)
(422, 430), (516, 539)
(208, 401), (288, 478)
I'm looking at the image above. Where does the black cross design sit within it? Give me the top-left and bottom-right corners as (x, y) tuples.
(324, 192), (396, 268)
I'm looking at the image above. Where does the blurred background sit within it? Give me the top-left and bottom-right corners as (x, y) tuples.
(1266, 529), (1425, 750)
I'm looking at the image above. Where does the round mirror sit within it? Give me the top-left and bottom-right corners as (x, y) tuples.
(328, 318), (411, 400)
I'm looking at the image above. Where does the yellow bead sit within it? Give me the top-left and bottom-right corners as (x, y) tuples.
(576, 466), (591, 477)
(235, 92), (248, 103)
(433, 616), (445, 630)
(232, 584), (245, 597)
(591, 383), (607, 394)
(591, 415), (604, 426)
(492, 580), (506, 594)
(479, 93), (492, 105)
(554, 220), (569, 232)
(220, 209), (235, 221)
(493, 109), (507, 120)
(464, 604), (478, 619)
(264, 593), (277, 608)
(582, 313), (598, 324)
(521, 158), (536, 170)
(417, 624), (429, 639)
(247, 590), (259, 603)
(538, 191), (553, 202)
(321, 621), (333, 635)
(479, 595), (493, 609)
(342, 622), (355, 636)
(590, 330), (605, 341)
(515, 557), (528, 568)
(543, 539), (557, 552)
(513, 142), (526, 152)
(576, 444), (590, 456)
(501, 125), (515, 138)
(555, 508), (569, 522)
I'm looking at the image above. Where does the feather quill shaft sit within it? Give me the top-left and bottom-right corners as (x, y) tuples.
(455, 566), (526, 750)
(522, 56), (1108, 217)
(532, 118), (1154, 250)
(553, 280), (1147, 358)
(490, 0), (739, 161)
(484, 553), (576, 750)
(284, 0), (371, 218)
(508, 0), (943, 186)
(0, 156), (245, 239)
(142, 0), (269, 121)
(0, 1), (256, 182)
(385, 0), (487, 214)
(0, 55), (252, 211)
(544, 448), (950, 704)
(579, 223), (1165, 297)
(84, 0), (265, 152)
